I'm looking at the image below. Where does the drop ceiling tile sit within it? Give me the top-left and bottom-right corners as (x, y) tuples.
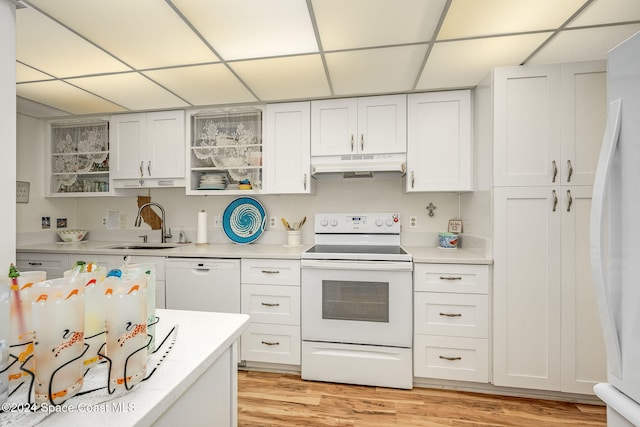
(569, 0), (640, 27)
(16, 8), (130, 77)
(172, 0), (318, 60)
(527, 24), (640, 64)
(16, 63), (51, 83)
(439, 0), (589, 39)
(143, 64), (257, 106)
(326, 45), (428, 95)
(417, 33), (551, 90)
(66, 73), (190, 111)
(16, 81), (127, 115)
(28, 0), (220, 69)
(312, 0), (446, 50)
(230, 55), (330, 101)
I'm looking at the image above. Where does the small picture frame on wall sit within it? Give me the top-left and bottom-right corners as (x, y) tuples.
(16, 181), (30, 203)
(448, 219), (463, 233)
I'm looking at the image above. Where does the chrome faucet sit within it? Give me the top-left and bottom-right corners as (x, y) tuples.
(135, 202), (172, 243)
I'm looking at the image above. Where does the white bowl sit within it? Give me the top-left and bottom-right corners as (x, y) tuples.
(57, 229), (88, 242)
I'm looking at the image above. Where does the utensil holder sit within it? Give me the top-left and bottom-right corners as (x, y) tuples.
(287, 230), (301, 246)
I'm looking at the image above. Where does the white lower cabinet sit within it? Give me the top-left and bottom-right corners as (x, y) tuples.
(492, 186), (606, 393)
(240, 259), (301, 366)
(414, 263), (491, 383)
(16, 252), (69, 279)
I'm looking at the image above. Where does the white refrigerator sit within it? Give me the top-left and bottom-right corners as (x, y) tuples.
(591, 31), (640, 426)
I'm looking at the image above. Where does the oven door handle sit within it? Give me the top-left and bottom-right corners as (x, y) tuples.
(301, 259), (413, 271)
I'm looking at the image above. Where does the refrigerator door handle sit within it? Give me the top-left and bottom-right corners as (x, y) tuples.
(590, 98), (623, 379)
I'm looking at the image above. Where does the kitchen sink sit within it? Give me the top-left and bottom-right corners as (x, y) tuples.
(103, 243), (179, 250)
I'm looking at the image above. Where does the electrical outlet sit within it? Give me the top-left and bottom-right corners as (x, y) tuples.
(213, 214), (222, 228)
(409, 216), (418, 228)
(270, 217), (276, 229)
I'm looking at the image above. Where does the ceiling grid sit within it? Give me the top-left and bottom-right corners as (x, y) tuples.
(13, 0), (640, 117)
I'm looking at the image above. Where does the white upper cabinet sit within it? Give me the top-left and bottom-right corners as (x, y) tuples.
(311, 94), (406, 156)
(405, 90), (472, 192)
(493, 61), (606, 187)
(110, 110), (186, 187)
(46, 119), (111, 197)
(185, 108), (264, 195)
(493, 65), (562, 187)
(560, 61), (607, 186)
(264, 102), (313, 194)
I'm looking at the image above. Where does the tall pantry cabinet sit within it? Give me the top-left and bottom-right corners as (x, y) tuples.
(471, 60), (607, 395)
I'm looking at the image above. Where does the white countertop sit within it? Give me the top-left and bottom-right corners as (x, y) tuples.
(403, 246), (493, 265)
(37, 309), (249, 426)
(17, 241), (310, 259)
(17, 241), (492, 264)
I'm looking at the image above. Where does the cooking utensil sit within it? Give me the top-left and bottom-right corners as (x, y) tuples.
(297, 216), (306, 230)
(281, 217), (292, 230)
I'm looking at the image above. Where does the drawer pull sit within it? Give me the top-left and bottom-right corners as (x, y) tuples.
(261, 340), (280, 346)
(439, 312), (462, 317)
(261, 270), (280, 274)
(439, 276), (462, 281)
(439, 355), (462, 361)
(28, 262), (43, 266)
(261, 302), (280, 307)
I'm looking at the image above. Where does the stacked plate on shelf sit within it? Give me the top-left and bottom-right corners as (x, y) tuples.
(198, 173), (227, 190)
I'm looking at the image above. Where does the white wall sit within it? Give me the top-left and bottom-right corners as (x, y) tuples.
(1, 0), (16, 266)
(16, 115), (462, 246)
(16, 114), (78, 235)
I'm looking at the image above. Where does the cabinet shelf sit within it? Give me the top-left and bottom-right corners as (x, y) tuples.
(187, 108), (264, 195)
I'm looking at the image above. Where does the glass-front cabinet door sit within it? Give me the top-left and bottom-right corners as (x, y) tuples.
(47, 119), (111, 196)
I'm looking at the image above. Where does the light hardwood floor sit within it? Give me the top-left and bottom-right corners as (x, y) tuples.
(238, 371), (606, 426)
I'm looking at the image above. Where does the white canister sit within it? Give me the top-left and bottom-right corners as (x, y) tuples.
(287, 230), (301, 246)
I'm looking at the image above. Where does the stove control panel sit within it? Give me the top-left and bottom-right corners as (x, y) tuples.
(315, 213), (401, 233)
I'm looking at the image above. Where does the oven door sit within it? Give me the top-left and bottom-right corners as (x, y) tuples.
(301, 259), (412, 348)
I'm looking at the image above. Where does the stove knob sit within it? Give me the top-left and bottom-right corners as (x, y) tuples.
(330, 219), (338, 227)
(386, 219), (393, 226)
(320, 219), (328, 227)
(375, 219), (383, 227)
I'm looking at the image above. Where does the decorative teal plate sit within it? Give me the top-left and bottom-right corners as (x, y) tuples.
(222, 197), (267, 244)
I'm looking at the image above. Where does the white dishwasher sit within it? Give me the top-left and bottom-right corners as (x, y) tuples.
(165, 258), (240, 313)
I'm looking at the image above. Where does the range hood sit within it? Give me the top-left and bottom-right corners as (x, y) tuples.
(311, 153), (406, 177)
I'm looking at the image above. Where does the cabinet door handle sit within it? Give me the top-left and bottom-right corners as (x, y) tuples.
(261, 269), (280, 274)
(439, 312), (462, 317)
(303, 174), (307, 191)
(411, 171), (415, 189)
(567, 160), (573, 183)
(261, 302), (280, 307)
(439, 276), (462, 281)
(261, 341), (280, 346)
(28, 262), (42, 266)
(567, 189), (573, 212)
(139, 161), (144, 177)
(552, 160), (558, 183)
(360, 134), (364, 151)
(147, 161), (151, 176)
(350, 135), (354, 152)
(552, 189), (558, 212)
(439, 355), (462, 361)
